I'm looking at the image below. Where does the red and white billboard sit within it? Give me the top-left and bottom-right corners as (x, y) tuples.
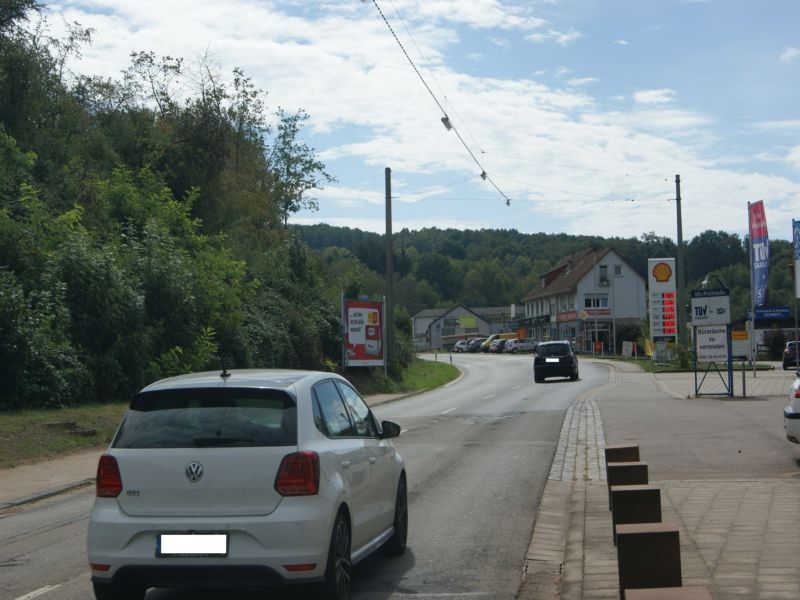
(343, 299), (384, 367)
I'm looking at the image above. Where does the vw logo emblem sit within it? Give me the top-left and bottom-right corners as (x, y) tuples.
(185, 461), (204, 483)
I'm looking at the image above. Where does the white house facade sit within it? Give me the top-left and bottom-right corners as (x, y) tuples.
(521, 247), (647, 353)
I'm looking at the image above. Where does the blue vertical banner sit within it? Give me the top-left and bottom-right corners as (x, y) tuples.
(748, 200), (769, 307)
(794, 219), (800, 299)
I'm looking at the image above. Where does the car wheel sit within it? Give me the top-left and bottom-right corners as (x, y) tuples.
(570, 370), (578, 381)
(92, 581), (146, 600)
(385, 475), (408, 556)
(321, 510), (352, 600)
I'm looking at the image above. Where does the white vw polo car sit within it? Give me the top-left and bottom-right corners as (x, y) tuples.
(87, 369), (407, 600)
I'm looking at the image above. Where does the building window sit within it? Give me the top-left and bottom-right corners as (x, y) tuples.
(614, 264), (622, 276)
(585, 295), (609, 308)
(599, 264), (609, 285)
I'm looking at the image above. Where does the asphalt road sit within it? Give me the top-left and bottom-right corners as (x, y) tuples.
(0, 354), (607, 600)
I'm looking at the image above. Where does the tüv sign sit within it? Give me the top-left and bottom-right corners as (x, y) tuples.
(690, 288), (731, 326)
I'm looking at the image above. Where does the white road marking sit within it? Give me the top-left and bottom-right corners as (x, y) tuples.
(481, 394), (496, 400)
(14, 586), (61, 600)
(393, 594), (491, 598)
(512, 385), (521, 390)
(440, 406), (459, 415)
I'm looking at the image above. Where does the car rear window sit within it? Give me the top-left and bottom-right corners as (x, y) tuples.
(112, 388), (297, 449)
(537, 343), (571, 357)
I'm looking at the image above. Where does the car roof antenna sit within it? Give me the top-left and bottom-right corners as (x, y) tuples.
(220, 358), (231, 379)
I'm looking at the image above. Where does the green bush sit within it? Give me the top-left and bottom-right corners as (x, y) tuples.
(0, 269), (86, 408)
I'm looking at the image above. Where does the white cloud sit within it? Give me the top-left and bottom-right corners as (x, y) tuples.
(385, 0), (547, 31)
(787, 146), (800, 171)
(526, 28), (583, 46)
(567, 77), (599, 87)
(614, 40), (629, 46)
(752, 120), (800, 133)
(633, 88), (677, 105)
(779, 46), (800, 64)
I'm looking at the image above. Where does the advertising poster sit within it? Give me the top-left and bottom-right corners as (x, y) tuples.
(343, 299), (384, 367)
(794, 219), (800, 299)
(748, 201), (769, 307)
(695, 325), (729, 363)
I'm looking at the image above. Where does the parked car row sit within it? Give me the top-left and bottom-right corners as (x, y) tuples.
(451, 337), (540, 354)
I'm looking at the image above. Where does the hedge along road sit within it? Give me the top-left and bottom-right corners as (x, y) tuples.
(0, 354), (607, 600)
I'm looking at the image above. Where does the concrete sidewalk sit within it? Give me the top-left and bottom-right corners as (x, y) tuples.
(0, 391), (412, 510)
(522, 359), (800, 600)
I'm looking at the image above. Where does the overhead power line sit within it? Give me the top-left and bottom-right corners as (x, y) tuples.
(364, 0), (513, 206)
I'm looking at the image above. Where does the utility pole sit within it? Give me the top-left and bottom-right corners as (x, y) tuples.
(385, 167), (394, 371)
(675, 175), (686, 348)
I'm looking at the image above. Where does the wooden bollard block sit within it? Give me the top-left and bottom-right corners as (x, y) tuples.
(607, 461), (648, 509)
(611, 485), (661, 544)
(626, 586), (711, 600)
(605, 442), (640, 464)
(617, 522), (682, 600)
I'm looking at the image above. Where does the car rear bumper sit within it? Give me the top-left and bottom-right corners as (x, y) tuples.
(784, 406), (800, 443)
(87, 496), (334, 584)
(91, 564), (322, 588)
(534, 362), (577, 379)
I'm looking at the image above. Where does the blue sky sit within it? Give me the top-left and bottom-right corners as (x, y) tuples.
(50, 0), (800, 241)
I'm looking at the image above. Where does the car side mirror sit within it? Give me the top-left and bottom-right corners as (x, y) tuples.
(380, 420), (401, 439)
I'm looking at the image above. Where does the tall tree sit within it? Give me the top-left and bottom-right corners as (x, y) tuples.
(269, 108), (334, 228)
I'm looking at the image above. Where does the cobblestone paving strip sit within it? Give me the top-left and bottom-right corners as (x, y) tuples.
(522, 386), (610, 600)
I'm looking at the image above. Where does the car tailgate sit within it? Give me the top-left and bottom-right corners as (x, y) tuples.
(112, 447), (291, 517)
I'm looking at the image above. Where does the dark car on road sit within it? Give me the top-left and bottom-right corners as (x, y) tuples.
(533, 341), (579, 383)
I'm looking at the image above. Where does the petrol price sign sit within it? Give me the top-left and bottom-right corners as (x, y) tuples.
(648, 258), (678, 343)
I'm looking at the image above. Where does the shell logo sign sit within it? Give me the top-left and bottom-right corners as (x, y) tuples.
(647, 257), (677, 343)
(651, 261), (673, 283)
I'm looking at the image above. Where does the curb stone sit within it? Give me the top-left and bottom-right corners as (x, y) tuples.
(0, 478), (94, 511)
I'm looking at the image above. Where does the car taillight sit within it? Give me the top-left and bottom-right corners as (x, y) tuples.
(795, 387), (800, 399)
(275, 452), (319, 496)
(96, 454), (123, 498)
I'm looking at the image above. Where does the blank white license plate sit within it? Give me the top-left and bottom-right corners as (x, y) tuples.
(545, 358), (560, 363)
(158, 534), (228, 557)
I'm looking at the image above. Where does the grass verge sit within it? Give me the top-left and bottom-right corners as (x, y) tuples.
(0, 358), (460, 469)
(346, 356), (460, 395)
(0, 402), (128, 469)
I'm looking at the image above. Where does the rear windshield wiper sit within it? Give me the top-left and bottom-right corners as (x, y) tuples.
(192, 436), (256, 447)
